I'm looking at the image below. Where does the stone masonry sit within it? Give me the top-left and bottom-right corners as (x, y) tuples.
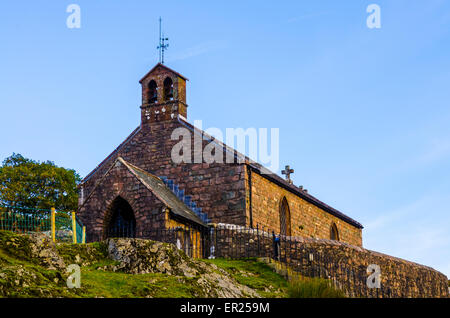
(79, 63), (362, 245)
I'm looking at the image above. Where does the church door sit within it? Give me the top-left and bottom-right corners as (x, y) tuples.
(106, 197), (136, 238)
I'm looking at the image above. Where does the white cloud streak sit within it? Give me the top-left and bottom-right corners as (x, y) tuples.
(166, 40), (228, 62)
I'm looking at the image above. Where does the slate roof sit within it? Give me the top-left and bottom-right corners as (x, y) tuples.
(80, 156), (206, 227)
(79, 113), (363, 230)
(177, 116), (364, 229)
(117, 158), (206, 227)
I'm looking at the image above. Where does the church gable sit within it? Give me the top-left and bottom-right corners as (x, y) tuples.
(79, 156), (207, 242)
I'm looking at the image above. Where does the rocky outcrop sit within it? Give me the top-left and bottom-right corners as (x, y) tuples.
(27, 233), (66, 270)
(0, 231), (65, 270)
(0, 231), (260, 298)
(105, 238), (259, 298)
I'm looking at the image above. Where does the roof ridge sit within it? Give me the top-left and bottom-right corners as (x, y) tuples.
(177, 115), (363, 229)
(81, 126), (141, 183)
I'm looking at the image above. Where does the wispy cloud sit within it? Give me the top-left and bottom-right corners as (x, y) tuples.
(415, 139), (450, 165)
(364, 195), (432, 231)
(364, 193), (450, 277)
(166, 40), (228, 62)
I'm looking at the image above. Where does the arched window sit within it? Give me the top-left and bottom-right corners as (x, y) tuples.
(163, 77), (174, 101)
(279, 197), (292, 236)
(104, 197), (136, 239)
(330, 223), (339, 241)
(148, 80), (158, 104)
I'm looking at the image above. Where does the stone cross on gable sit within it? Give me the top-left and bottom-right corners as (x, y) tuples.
(281, 165), (294, 184)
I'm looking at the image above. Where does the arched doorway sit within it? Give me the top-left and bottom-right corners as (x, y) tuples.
(279, 197), (292, 236)
(104, 197), (136, 238)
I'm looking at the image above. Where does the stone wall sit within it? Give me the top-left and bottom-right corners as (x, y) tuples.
(248, 171), (363, 246)
(80, 119), (248, 226)
(212, 224), (448, 298)
(78, 160), (167, 242)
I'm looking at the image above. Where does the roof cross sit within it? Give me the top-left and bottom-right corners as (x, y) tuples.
(281, 165), (294, 184)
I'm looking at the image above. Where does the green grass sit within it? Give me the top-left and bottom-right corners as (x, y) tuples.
(287, 277), (346, 298)
(204, 258), (289, 297)
(0, 231), (345, 298)
(79, 266), (202, 298)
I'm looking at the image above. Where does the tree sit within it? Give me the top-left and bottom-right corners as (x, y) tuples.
(0, 153), (81, 211)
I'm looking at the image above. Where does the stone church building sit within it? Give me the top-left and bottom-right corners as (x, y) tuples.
(78, 63), (363, 248)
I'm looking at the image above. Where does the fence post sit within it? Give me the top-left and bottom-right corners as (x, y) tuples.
(51, 207), (56, 242)
(71, 211), (77, 244)
(82, 226), (86, 244)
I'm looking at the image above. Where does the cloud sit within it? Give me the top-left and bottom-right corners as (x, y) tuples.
(364, 193), (450, 277)
(166, 41), (228, 62)
(364, 195), (431, 231)
(415, 139), (450, 165)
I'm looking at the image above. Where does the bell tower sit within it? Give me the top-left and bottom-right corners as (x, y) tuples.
(139, 63), (188, 125)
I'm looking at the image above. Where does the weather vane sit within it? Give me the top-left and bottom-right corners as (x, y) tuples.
(157, 17), (169, 64)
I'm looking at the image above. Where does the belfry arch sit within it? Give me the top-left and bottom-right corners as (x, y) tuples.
(148, 80), (158, 104)
(163, 77), (174, 101)
(103, 196), (136, 239)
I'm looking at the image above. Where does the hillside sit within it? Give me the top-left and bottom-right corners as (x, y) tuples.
(0, 230), (288, 298)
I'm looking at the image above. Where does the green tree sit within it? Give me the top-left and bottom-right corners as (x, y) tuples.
(0, 153), (81, 211)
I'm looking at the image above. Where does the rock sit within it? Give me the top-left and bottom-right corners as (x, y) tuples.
(28, 233), (66, 270)
(106, 237), (260, 298)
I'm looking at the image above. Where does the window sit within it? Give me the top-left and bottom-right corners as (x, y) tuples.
(279, 197), (292, 236)
(163, 77), (174, 101)
(148, 80), (158, 104)
(330, 223), (339, 241)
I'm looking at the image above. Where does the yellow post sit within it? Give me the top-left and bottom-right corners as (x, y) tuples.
(71, 211), (77, 244)
(82, 226), (86, 244)
(51, 208), (56, 242)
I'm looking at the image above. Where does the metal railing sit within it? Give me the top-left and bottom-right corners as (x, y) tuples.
(0, 205), (85, 244)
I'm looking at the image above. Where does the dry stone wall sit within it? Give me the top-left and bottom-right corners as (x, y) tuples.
(212, 224), (448, 298)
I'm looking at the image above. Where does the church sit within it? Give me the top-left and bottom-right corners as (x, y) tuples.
(77, 63), (363, 249)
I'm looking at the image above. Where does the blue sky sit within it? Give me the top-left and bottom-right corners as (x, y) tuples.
(1, 1), (450, 277)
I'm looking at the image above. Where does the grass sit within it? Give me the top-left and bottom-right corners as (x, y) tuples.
(79, 265), (201, 298)
(0, 231), (346, 298)
(287, 277), (346, 298)
(204, 258), (289, 297)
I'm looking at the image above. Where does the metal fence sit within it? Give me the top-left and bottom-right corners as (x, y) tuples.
(0, 205), (85, 243)
(208, 223), (391, 298)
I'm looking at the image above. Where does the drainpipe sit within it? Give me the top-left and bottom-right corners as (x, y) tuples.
(247, 165), (253, 228)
